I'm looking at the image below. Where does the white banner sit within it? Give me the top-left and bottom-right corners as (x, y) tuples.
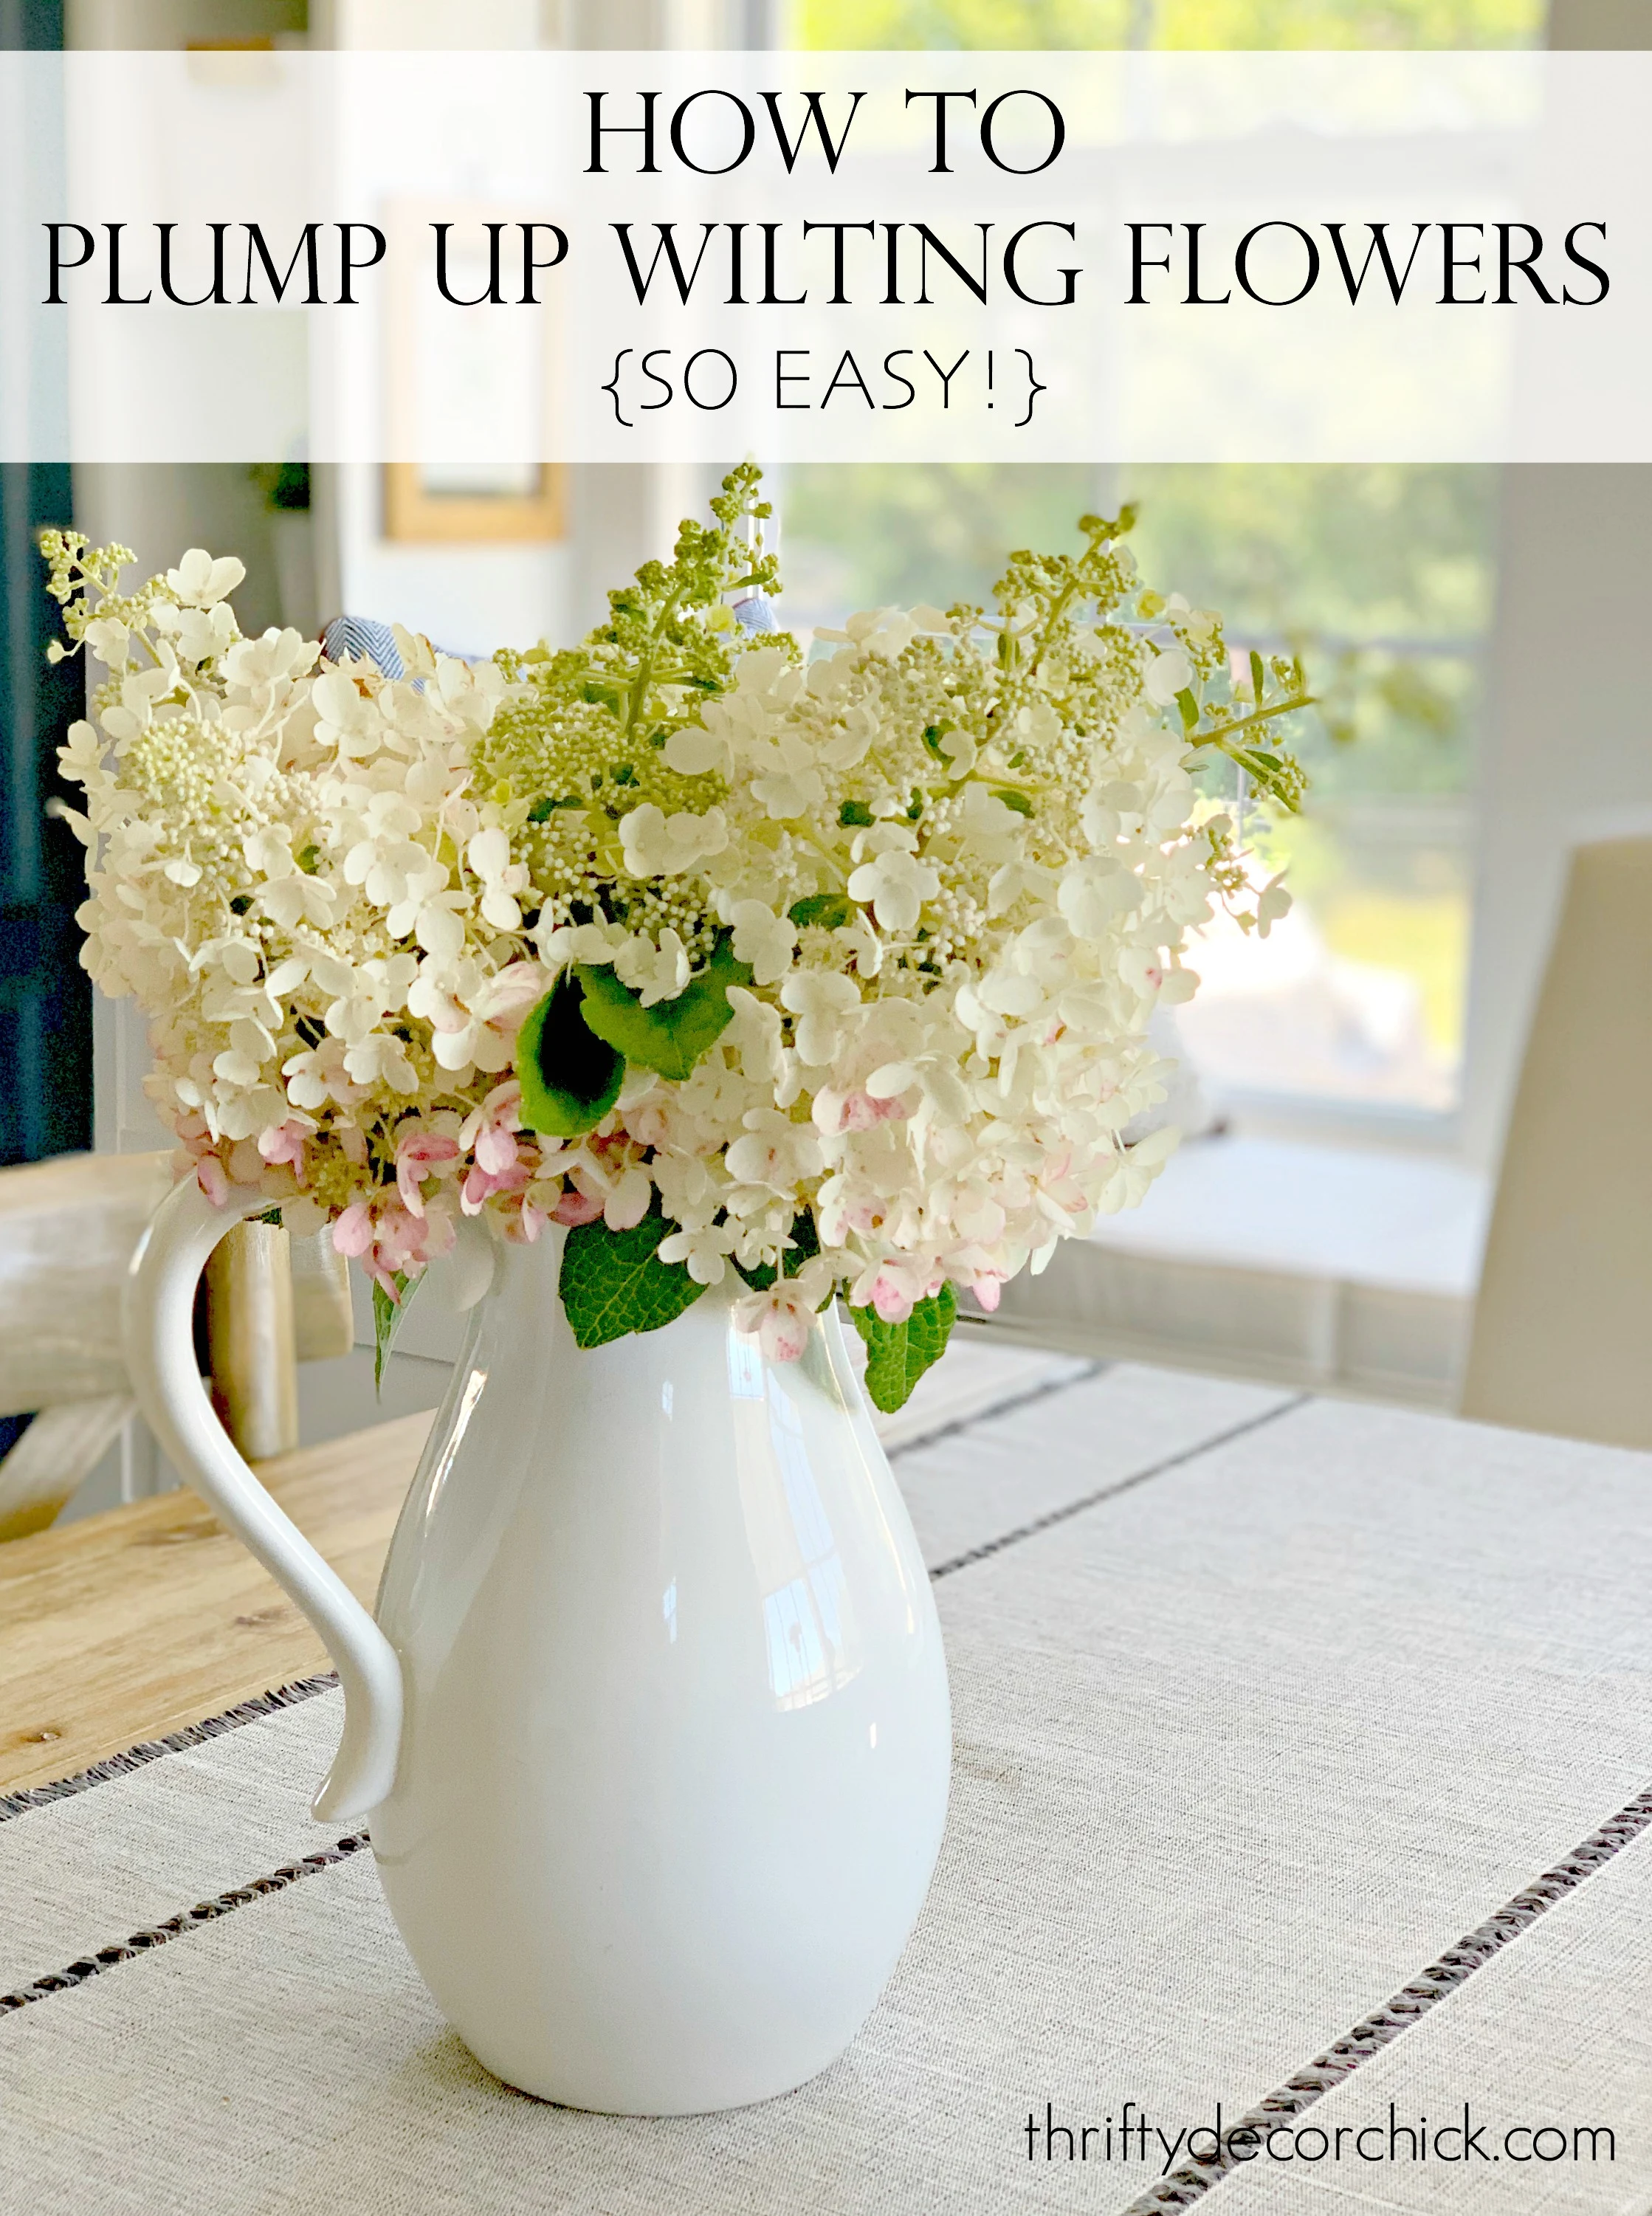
(1, 48), (1645, 463)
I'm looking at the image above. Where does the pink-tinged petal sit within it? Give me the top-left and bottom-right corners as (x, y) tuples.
(370, 1204), (425, 1274)
(394, 1132), (458, 1218)
(971, 1272), (1005, 1313)
(603, 1169), (653, 1233)
(332, 1200), (374, 1257)
(196, 1156), (230, 1207)
(398, 1132), (456, 1168)
(483, 1076), (523, 1126)
(869, 1273), (915, 1326)
(751, 1288), (814, 1363)
(830, 1089), (909, 1135)
(421, 1217), (455, 1264)
(498, 1197), (548, 1246)
(763, 1316), (810, 1363)
(551, 1184), (604, 1228)
(257, 1121), (310, 1181)
(627, 1103), (669, 1150)
(482, 968), (546, 1036)
(475, 1125), (518, 1177)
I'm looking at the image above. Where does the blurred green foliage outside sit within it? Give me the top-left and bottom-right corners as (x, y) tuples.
(792, 0), (1542, 51)
(782, 461), (1492, 1068)
(781, 0), (1518, 1093)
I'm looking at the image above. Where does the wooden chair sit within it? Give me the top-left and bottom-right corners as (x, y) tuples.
(1461, 839), (1652, 1449)
(0, 1152), (354, 1541)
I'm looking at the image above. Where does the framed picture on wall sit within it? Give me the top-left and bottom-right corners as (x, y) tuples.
(382, 461), (564, 543)
(383, 203), (566, 545)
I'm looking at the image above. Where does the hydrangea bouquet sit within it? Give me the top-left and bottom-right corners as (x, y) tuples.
(47, 468), (1304, 1410)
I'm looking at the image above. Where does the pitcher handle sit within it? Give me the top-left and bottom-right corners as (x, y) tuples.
(123, 1177), (404, 1821)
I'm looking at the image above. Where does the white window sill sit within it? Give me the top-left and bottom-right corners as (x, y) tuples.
(993, 1134), (1491, 1411)
(306, 1135), (1493, 1439)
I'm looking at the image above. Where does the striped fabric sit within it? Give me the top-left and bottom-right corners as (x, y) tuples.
(320, 615), (404, 678)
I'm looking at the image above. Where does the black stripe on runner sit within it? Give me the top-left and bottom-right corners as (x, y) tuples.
(887, 1358), (1107, 1463)
(0, 1832), (370, 2014)
(1121, 1786), (1652, 2211)
(929, 1393), (1311, 1580)
(0, 1673), (340, 1824)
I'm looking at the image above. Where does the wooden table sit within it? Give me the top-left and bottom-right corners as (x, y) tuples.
(0, 1337), (1077, 1798)
(0, 1414), (432, 1797)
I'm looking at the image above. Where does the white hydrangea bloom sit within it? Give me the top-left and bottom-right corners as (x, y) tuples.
(46, 472), (1301, 1343)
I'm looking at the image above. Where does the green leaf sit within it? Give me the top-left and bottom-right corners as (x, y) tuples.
(575, 935), (752, 1082)
(847, 1284), (958, 1414)
(371, 1270), (420, 1394)
(838, 799), (873, 828)
(1249, 648), (1266, 705)
(516, 972), (626, 1138)
(559, 1202), (706, 1349)
(789, 892), (853, 931)
(1176, 687), (1200, 732)
(991, 787), (1033, 817)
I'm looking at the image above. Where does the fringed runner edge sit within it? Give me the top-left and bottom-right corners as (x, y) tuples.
(0, 1673), (340, 1823)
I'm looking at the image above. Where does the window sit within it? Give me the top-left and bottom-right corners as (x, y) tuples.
(786, 0), (1543, 49)
(774, 0), (1551, 1139)
(1117, 466), (1490, 1120)
(782, 461), (1493, 1126)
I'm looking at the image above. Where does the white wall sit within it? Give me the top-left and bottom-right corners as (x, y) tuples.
(1462, 467), (1652, 1170)
(318, 0), (777, 47)
(334, 463), (730, 660)
(334, 465), (574, 658)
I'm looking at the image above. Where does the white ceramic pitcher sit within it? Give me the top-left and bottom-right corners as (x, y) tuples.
(124, 1178), (951, 2113)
